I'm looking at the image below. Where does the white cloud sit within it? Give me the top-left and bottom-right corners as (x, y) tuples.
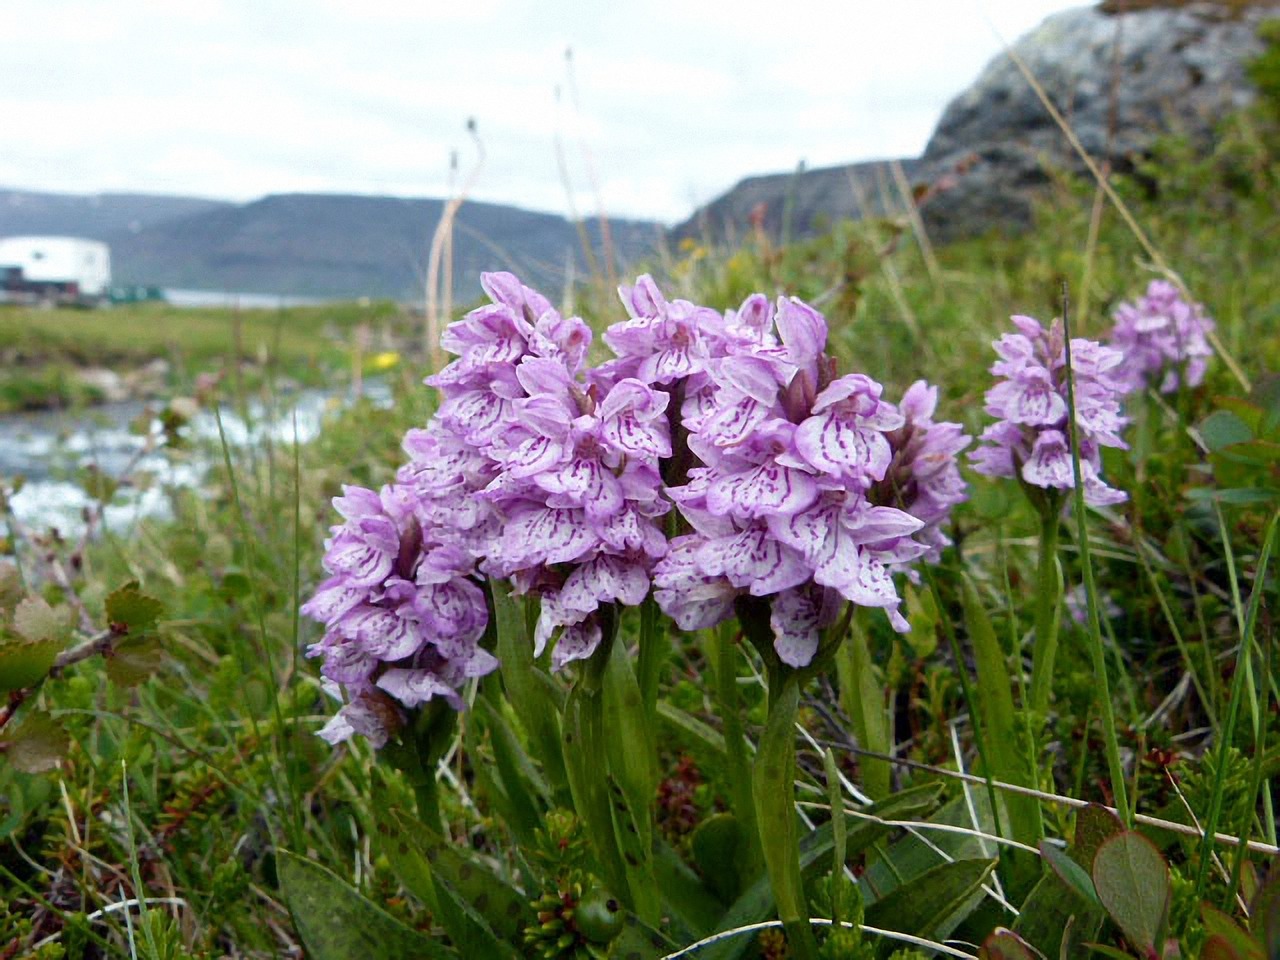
(0, 0), (1083, 222)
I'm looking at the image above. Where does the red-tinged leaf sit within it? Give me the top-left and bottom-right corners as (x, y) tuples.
(1092, 831), (1171, 955)
(1201, 901), (1262, 959)
(1082, 944), (1144, 960)
(1201, 934), (1247, 960)
(1072, 803), (1125, 868)
(979, 929), (1037, 959)
(1251, 868), (1280, 960)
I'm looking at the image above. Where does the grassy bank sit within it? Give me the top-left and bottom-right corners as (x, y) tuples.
(0, 299), (412, 412)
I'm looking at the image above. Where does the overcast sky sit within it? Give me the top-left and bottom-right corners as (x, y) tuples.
(1, 0), (1081, 224)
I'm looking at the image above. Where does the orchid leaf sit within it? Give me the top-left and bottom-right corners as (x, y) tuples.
(276, 850), (455, 959)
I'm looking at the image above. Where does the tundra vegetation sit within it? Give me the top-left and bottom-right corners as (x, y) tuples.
(1, 25), (1279, 960)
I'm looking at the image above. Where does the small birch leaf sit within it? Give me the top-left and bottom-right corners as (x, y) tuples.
(105, 636), (166, 687)
(104, 586), (163, 636)
(0, 638), (61, 692)
(2, 711), (70, 773)
(12, 597), (70, 644)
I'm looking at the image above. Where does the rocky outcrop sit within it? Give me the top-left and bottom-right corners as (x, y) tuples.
(918, 1), (1279, 238)
(679, 2), (1278, 244)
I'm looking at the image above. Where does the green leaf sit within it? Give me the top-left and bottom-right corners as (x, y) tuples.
(601, 632), (657, 853)
(1012, 866), (1102, 956)
(1, 711), (70, 774)
(104, 585), (163, 636)
(900, 581), (939, 658)
(1200, 410), (1255, 452)
(0, 638), (60, 692)
(12, 596), (70, 644)
(656, 700), (726, 755)
(699, 783), (945, 960)
(376, 805), (530, 947)
(979, 930), (1038, 960)
(752, 676), (816, 958)
(608, 912), (678, 957)
(1040, 841), (1101, 908)
(492, 586), (568, 799)
(654, 839), (726, 937)
(692, 813), (747, 904)
(562, 682), (630, 905)
(1071, 804), (1125, 870)
(1084, 943), (1147, 960)
(863, 858), (996, 939)
(1200, 902), (1262, 960)
(1186, 487), (1279, 505)
(1091, 831), (1171, 954)
(962, 574), (1041, 852)
(275, 849), (455, 959)
(1250, 867), (1280, 960)
(1202, 934), (1248, 960)
(473, 695), (544, 845)
(105, 635), (166, 686)
(1216, 439), (1280, 467)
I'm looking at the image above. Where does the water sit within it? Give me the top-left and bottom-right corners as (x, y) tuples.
(1, 381), (391, 537)
(163, 289), (334, 309)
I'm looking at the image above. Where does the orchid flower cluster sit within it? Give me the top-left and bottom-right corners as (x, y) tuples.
(1108, 279), (1214, 394)
(303, 272), (971, 745)
(970, 314), (1129, 507)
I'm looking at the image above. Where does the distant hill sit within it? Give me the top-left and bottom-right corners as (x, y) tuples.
(0, 188), (661, 302)
(0, 189), (232, 239)
(673, 159), (921, 244)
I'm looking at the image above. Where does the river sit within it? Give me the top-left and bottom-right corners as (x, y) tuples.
(0, 382), (391, 537)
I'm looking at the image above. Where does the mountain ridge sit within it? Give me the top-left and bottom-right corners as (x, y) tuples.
(0, 187), (661, 302)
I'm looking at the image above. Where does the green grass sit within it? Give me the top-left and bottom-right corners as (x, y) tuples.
(0, 299), (412, 412)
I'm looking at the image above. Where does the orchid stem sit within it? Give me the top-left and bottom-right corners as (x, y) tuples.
(1029, 507), (1062, 716)
(710, 620), (762, 876)
(754, 671), (819, 960)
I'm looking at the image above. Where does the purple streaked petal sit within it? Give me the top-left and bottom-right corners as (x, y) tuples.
(695, 525), (809, 596)
(770, 588), (822, 668)
(795, 412), (893, 484)
(705, 461), (818, 519)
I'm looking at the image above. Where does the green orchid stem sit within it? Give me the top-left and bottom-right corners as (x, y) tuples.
(562, 635), (632, 904)
(1028, 505), (1062, 717)
(636, 593), (669, 725)
(755, 668), (820, 960)
(382, 702), (457, 832)
(1060, 292), (1130, 827)
(709, 620), (763, 876)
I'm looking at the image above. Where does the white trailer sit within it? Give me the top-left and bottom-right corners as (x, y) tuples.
(0, 235), (112, 304)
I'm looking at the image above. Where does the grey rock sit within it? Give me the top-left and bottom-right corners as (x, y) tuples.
(680, 2), (1278, 245)
(918, 2), (1279, 237)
